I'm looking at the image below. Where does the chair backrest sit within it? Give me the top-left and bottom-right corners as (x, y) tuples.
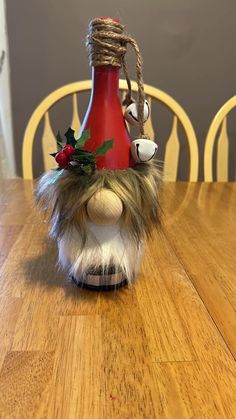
(22, 80), (199, 180)
(204, 96), (236, 181)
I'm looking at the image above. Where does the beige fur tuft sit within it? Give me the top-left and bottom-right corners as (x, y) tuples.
(35, 162), (161, 247)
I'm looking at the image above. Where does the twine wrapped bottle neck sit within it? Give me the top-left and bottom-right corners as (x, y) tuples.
(86, 17), (146, 138)
(86, 18), (125, 68)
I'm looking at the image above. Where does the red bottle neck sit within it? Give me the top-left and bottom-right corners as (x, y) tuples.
(90, 65), (120, 103)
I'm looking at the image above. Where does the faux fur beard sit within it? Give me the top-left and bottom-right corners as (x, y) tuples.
(58, 223), (143, 284)
(35, 162), (161, 284)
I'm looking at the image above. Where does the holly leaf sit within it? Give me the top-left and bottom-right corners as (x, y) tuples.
(72, 155), (95, 164)
(95, 139), (114, 156)
(75, 129), (91, 149)
(50, 152), (57, 157)
(56, 131), (64, 149)
(72, 150), (94, 160)
(65, 127), (76, 147)
(81, 166), (91, 174)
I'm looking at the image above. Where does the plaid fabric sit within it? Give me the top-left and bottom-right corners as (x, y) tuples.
(74, 265), (127, 288)
(85, 272), (124, 286)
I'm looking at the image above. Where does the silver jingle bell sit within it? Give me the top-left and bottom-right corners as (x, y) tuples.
(124, 100), (150, 126)
(131, 138), (158, 163)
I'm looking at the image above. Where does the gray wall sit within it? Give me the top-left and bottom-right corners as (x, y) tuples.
(6, 0), (236, 180)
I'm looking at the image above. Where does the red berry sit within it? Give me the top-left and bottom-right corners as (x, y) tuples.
(55, 151), (68, 168)
(63, 144), (75, 157)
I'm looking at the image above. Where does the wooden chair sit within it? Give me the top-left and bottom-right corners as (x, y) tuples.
(204, 96), (236, 181)
(22, 80), (199, 180)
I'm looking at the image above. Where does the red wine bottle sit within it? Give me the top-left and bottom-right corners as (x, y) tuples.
(80, 63), (133, 170)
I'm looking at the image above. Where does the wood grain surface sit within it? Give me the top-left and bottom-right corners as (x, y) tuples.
(0, 179), (235, 418)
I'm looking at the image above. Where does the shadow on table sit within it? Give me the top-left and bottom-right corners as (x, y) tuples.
(23, 239), (63, 288)
(22, 238), (122, 301)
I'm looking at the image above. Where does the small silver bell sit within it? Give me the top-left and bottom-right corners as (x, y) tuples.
(131, 138), (158, 163)
(124, 100), (150, 126)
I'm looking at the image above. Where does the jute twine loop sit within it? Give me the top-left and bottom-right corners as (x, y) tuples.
(86, 17), (147, 138)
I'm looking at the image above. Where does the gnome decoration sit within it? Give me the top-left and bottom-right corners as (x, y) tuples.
(36, 17), (161, 290)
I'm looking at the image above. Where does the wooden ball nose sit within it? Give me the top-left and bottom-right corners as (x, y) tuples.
(87, 189), (123, 225)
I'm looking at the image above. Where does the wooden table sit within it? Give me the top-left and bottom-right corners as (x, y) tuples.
(0, 180), (235, 418)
